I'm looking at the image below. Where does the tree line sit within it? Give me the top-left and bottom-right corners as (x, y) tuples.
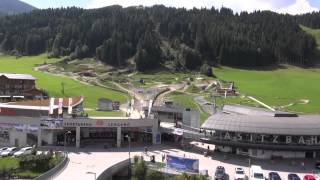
(0, 5), (318, 71)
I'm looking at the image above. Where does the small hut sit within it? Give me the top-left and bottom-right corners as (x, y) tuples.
(97, 98), (113, 111)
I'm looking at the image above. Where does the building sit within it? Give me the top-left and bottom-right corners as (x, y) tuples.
(216, 81), (236, 96)
(201, 105), (320, 159)
(145, 101), (200, 128)
(0, 97), (160, 148)
(0, 73), (44, 102)
(97, 98), (113, 111)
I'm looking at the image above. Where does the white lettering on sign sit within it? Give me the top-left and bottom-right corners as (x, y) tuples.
(224, 132), (231, 140)
(237, 134), (242, 141)
(216, 132), (320, 146)
(299, 136), (305, 144)
(261, 135), (265, 142)
(273, 135), (278, 143)
(286, 136), (292, 144)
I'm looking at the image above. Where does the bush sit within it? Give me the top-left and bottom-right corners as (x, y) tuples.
(146, 170), (164, 180)
(200, 63), (213, 77)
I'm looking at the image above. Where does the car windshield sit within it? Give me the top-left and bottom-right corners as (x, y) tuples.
(216, 169), (224, 174)
(254, 173), (264, 179)
(236, 170), (244, 174)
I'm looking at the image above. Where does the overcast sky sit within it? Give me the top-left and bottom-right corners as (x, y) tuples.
(20, 0), (320, 15)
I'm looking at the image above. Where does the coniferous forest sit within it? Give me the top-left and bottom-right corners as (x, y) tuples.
(0, 5), (320, 71)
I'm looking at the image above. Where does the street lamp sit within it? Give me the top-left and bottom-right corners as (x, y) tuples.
(86, 171), (96, 180)
(125, 135), (131, 177)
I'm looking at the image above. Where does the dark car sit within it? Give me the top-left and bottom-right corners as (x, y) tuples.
(269, 172), (281, 180)
(215, 166), (226, 180)
(315, 161), (320, 170)
(288, 174), (301, 180)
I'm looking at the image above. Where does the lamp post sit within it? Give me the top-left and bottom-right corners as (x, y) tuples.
(125, 135), (131, 177)
(86, 171), (96, 180)
(64, 131), (71, 152)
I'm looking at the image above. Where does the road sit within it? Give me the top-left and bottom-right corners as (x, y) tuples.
(52, 143), (317, 180)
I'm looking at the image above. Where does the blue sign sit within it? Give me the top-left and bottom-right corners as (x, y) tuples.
(166, 154), (199, 173)
(155, 133), (161, 144)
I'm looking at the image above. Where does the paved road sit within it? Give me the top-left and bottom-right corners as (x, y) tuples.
(52, 143), (317, 180)
(194, 96), (215, 115)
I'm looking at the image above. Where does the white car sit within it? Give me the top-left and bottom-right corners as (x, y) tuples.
(235, 167), (246, 180)
(0, 147), (9, 154)
(13, 147), (33, 157)
(1, 147), (18, 157)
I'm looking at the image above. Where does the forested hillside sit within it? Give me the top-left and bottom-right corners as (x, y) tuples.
(0, 5), (319, 71)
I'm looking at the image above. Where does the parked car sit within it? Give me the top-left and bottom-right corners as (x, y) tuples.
(288, 174), (301, 180)
(269, 172), (281, 180)
(13, 147), (33, 157)
(215, 166), (226, 180)
(0, 147), (9, 154)
(315, 161), (320, 170)
(303, 175), (316, 180)
(234, 167), (246, 180)
(249, 165), (264, 180)
(1, 147), (18, 157)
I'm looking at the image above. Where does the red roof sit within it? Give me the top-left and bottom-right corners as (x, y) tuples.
(9, 96), (83, 107)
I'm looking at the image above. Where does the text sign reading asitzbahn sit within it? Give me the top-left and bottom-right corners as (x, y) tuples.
(218, 132), (320, 146)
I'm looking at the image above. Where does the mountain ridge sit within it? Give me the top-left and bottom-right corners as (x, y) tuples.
(0, 0), (36, 14)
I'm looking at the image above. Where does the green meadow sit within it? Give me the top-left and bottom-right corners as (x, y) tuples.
(215, 66), (320, 114)
(0, 54), (127, 116)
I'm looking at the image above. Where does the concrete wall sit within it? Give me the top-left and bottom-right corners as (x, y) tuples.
(183, 110), (200, 128)
(249, 149), (306, 159)
(9, 129), (27, 147)
(41, 130), (54, 145)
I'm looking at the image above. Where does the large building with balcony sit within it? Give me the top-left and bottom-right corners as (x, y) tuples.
(0, 73), (44, 102)
(201, 105), (320, 159)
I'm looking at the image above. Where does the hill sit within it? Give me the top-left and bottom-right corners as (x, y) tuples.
(215, 66), (320, 114)
(0, 0), (36, 14)
(0, 54), (128, 116)
(0, 5), (319, 72)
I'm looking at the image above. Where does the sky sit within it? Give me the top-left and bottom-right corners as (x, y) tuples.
(20, 0), (320, 15)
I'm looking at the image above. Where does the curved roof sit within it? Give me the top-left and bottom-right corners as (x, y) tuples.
(201, 114), (320, 136)
(9, 97), (83, 108)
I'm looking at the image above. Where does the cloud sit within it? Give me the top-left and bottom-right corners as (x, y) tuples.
(87, 0), (319, 14)
(279, 0), (318, 14)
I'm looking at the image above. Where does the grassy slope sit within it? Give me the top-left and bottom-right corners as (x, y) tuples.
(0, 54), (127, 116)
(215, 66), (320, 114)
(300, 25), (320, 49)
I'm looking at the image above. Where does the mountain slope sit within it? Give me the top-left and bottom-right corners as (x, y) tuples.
(0, 0), (36, 14)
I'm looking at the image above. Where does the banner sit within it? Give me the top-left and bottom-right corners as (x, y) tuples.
(58, 98), (63, 114)
(49, 98), (54, 114)
(166, 154), (199, 173)
(68, 98), (73, 114)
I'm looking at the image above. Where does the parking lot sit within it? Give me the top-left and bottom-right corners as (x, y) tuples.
(51, 142), (319, 180)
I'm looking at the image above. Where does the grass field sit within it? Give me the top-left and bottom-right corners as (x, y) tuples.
(215, 66), (320, 114)
(0, 54), (128, 116)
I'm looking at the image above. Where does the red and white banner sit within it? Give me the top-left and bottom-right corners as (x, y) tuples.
(58, 98), (63, 114)
(68, 98), (73, 114)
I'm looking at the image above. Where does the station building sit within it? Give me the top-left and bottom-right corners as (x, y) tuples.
(0, 97), (159, 148)
(201, 104), (320, 159)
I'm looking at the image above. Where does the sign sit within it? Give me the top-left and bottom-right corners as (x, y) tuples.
(166, 154), (199, 173)
(58, 98), (63, 114)
(0, 108), (16, 116)
(68, 98), (73, 114)
(217, 131), (320, 146)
